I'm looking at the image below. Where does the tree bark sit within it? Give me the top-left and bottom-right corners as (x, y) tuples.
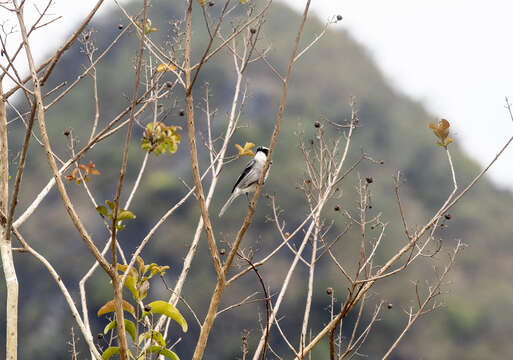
(0, 81), (19, 360)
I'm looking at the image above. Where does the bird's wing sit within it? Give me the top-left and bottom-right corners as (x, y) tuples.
(232, 159), (256, 193)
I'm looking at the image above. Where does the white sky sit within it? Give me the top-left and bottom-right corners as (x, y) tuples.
(284, 0), (513, 189)
(2, 0), (512, 190)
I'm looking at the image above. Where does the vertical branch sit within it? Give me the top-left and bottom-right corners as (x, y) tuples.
(111, 0), (148, 269)
(300, 129), (323, 353)
(5, 104), (36, 233)
(158, 39), (250, 344)
(109, 1), (150, 358)
(12, 0), (119, 358)
(183, 2), (228, 358)
(224, 0), (312, 274)
(329, 323), (337, 360)
(184, 0), (224, 280)
(300, 230), (318, 354)
(192, 2), (313, 358)
(0, 79), (19, 360)
(165, 25), (246, 312)
(191, 0), (310, 360)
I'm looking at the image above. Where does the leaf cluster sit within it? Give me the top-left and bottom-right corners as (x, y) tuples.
(429, 118), (453, 148)
(65, 161), (100, 184)
(118, 256), (169, 302)
(97, 257), (187, 360)
(141, 122), (181, 156)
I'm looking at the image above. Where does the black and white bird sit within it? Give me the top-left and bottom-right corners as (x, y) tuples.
(219, 146), (271, 217)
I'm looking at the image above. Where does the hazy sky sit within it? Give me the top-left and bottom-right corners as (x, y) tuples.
(2, 1), (512, 189)
(284, 0), (513, 189)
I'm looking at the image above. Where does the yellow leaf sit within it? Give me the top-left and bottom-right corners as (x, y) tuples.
(197, 0), (207, 5)
(156, 63), (176, 72)
(136, 256), (145, 273)
(117, 264), (128, 272)
(235, 142), (255, 157)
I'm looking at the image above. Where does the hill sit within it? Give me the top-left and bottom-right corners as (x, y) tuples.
(2, 1), (513, 359)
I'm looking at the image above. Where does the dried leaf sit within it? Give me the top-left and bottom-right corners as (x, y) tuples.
(97, 299), (135, 317)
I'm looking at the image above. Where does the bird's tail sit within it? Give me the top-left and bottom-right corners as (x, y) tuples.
(219, 192), (238, 217)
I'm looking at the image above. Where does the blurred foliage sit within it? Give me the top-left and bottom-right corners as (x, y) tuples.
(1, 1), (513, 359)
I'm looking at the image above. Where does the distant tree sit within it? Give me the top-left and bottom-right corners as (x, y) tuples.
(1, 1), (512, 360)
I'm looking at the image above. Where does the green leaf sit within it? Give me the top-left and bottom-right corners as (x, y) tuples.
(141, 140), (152, 151)
(102, 347), (119, 360)
(138, 330), (166, 347)
(123, 273), (139, 301)
(106, 200), (115, 210)
(155, 143), (165, 156)
(145, 346), (180, 360)
(167, 141), (178, 155)
(116, 224), (125, 231)
(143, 300), (187, 332)
(104, 320), (117, 334)
(102, 346), (133, 360)
(118, 210), (136, 221)
(96, 205), (109, 216)
(104, 319), (137, 342)
(149, 264), (170, 279)
(125, 320), (137, 341)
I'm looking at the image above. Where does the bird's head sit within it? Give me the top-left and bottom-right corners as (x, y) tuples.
(256, 146), (269, 156)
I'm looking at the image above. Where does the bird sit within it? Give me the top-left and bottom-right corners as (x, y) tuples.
(219, 146), (271, 217)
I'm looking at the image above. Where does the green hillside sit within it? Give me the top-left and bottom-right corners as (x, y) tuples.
(2, 1), (513, 359)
